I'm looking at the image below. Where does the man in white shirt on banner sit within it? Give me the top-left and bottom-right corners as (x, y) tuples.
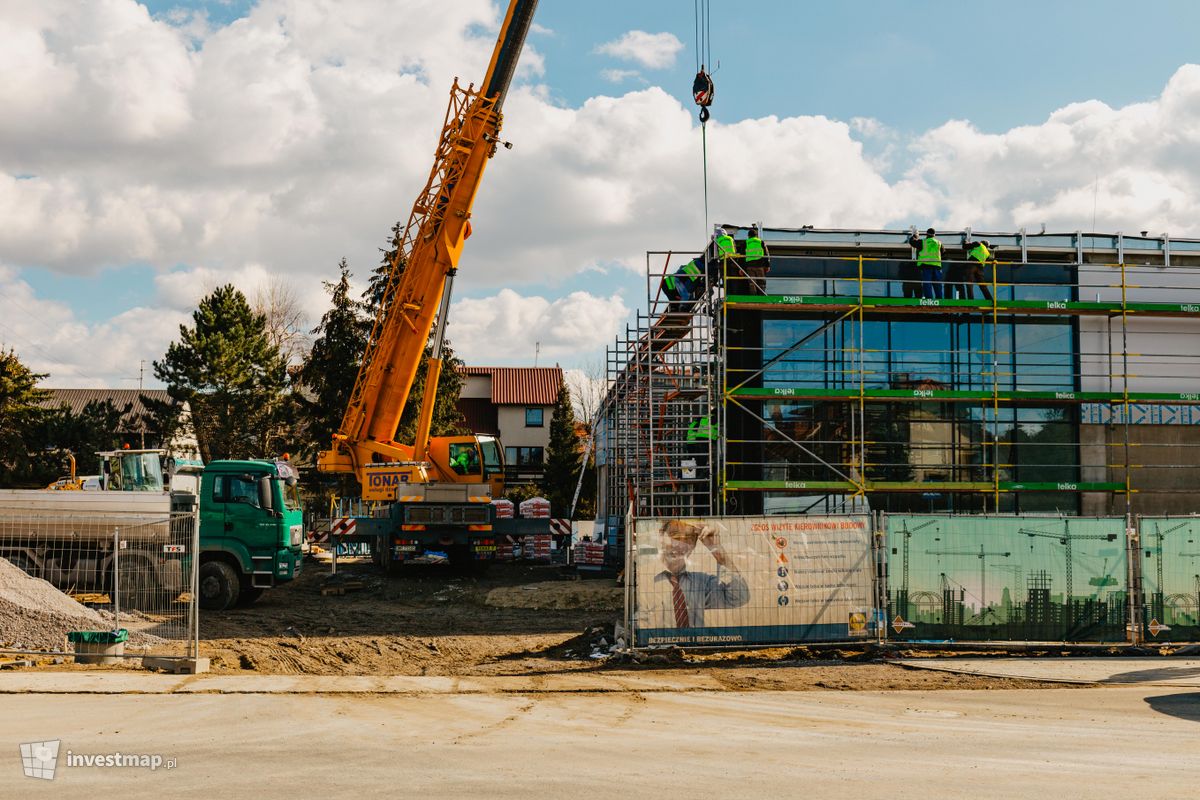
(646, 519), (750, 628)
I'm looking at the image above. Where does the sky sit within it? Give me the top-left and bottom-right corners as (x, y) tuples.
(3, 0), (1200, 390)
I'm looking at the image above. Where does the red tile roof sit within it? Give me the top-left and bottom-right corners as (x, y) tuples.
(460, 367), (562, 406)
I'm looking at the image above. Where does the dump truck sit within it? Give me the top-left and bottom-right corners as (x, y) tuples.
(0, 449), (303, 611)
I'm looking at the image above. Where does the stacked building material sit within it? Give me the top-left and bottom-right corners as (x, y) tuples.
(519, 497), (551, 518)
(573, 541), (606, 566)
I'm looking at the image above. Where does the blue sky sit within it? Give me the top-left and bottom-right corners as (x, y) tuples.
(6, 1), (1200, 384)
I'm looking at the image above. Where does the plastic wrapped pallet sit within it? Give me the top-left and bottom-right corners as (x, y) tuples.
(519, 497), (551, 518)
(491, 498), (515, 519)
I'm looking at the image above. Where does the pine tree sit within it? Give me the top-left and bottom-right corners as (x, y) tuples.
(0, 349), (48, 487)
(541, 381), (583, 517)
(298, 259), (370, 458)
(154, 285), (290, 462)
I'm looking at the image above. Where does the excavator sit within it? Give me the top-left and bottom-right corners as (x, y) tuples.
(317, 0), (539, 567)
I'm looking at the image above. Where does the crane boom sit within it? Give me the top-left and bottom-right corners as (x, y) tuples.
(318, 0), (539, 493)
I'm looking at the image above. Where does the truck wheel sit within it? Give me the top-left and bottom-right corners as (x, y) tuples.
(117, 559), (160, 611)
(199, 561), (241, 611)
(236, 582), (265, 607)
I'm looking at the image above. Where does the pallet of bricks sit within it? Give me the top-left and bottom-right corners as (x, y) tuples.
(519, 497), (552, 562)
(491, 499), (516, 561)
(573, 540), (606, 567)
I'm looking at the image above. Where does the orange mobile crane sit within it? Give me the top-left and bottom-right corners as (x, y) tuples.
(317, 0), (539, 567)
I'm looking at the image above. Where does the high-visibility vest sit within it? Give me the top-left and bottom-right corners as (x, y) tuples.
(716, 234), (735, 258)
(687, 416), (718, 441)
(745, 236), (765, 262)
(968, 243), (991, 263)
(917, 236), (942, 267)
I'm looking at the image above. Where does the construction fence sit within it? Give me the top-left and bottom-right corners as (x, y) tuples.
(625, 512), (1200, 648)
(0, 509), (200, 663)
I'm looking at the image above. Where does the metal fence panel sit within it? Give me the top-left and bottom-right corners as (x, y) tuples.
(886, 514), (1128, 643)
(1138, 516), (1200, 642)
(629, 515), (874, 648)
(0, 509), (199, 662)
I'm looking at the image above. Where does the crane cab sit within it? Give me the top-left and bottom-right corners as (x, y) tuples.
(429, 434), (505, 498)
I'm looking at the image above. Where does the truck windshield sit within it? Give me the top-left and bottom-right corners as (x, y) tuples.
(281, 480), (301, 511)
(110, 453), (164, 492)
(479, 439), (503, 475)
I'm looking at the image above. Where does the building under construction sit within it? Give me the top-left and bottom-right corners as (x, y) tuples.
(596, 227), (1200, 525)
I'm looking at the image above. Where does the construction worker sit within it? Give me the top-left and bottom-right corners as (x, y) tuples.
(661, 257), (705, 314)
(686, 414), (718, 514)
(961, 239), (994, 301)
(743, 226), (770, 296)
(909, 227), (944, 300)
(706, 226), (738, 292)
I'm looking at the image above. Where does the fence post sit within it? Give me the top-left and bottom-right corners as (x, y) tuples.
(875, 510), (888, 643)
(191, 509), (200, 661)
(1126, 514), (1142, 646)
(112, 526), (120, 632)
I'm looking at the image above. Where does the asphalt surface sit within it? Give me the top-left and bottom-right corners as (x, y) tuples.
(2, 681), (1197, 798)
(899, 657), (1200, 686)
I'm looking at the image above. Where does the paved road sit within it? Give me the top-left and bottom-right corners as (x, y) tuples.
(2, 686), (1197, 798)
(900, 657), (1200, 686)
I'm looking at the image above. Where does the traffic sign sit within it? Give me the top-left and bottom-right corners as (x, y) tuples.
(1148, 618), (1171, 636)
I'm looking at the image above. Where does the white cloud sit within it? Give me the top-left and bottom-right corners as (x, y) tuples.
(601, 68), (641, 84)
(903, 65), (1200, 232)
(448, 289), (629, 366)
(594, 30), (684, 70)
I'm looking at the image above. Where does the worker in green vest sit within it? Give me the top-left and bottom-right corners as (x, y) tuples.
(661, 257), (705, 314)
(743, 226), (770, 296)
(910, 227), (944, 299)
(706, 226), (737, 283)
(686, 413), (717, 514)
(962, 239), (994, 301)
(687, 415), (718, 442)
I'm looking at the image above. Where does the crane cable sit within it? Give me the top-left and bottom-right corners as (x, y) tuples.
(693, 0), (715, 235)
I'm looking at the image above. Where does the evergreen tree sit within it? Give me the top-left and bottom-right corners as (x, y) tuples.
(0, 349), (48, 487)
(154, 285), (290, 462)
(298, 259), (369, 458)
(541, 381), (584, 517)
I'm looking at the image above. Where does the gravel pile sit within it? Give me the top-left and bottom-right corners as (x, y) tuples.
(0, 557), (162, 652)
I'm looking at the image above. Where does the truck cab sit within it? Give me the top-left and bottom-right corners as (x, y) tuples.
(197, 459), (304, 610)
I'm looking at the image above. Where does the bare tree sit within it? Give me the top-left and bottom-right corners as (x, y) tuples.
(565, 358), (607, 426)
(254, 278), (311, 367)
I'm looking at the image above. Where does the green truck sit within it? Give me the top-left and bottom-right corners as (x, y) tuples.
(0, 449), (303, 612)
(192, 457), (305, 611)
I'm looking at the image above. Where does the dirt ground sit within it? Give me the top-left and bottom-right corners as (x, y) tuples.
(190, 558), (1076, 690)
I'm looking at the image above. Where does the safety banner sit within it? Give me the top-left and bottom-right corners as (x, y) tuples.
(631, 515), (874, 647)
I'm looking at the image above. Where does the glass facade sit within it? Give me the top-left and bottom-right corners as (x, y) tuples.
(742, 257), (1081, 514)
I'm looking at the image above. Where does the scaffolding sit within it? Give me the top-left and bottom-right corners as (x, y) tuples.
(598, 228), (1200, 523)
